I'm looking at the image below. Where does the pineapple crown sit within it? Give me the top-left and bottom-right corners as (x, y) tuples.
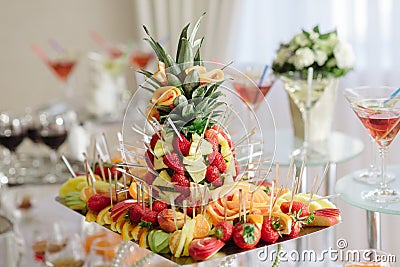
(140, 12), (228, 137)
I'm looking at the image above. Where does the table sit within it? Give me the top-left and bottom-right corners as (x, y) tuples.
(335, 165), (400, 250)
(264, 129), (364, 195)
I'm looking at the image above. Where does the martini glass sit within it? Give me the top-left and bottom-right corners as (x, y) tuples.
(230, 62), (275, 111)
(344, 86), (400, 203)
(281, 70), (335, 161)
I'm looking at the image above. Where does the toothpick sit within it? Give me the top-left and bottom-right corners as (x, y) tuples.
(289, 176), (298, 214)
(284, 156), (295, 189)
(170, 195), (178, 231)
(275, 163), (280, 186)
(223, 195), (228, 221)
(108, 169), (113, 207)
(315, 162), (330, 195)
(268, 181), (275, 220)
(61, 154), (76, 177)
(202, 189), (209, 217)
(96, 141), (107, 163)
(83, 159), (91, 189)
(117, 132), (127, 163)
(272, 185), (284, 210)
(114, 172), (119, 203)
(249, 191), (254, 214)
(141, 182), (145, 209)
(98, 155), (106, 181)
(82, 153), (96, 194)
(117, 148), (145, 159)
(243, 192), (247, 223)
(101, 132), (111, 162)
(131, 124), (151, 138)
(183, 200), (187, 224)
(148, 185), (153, 210)
(238, 188), (243, 222)
(166, 118), (182, 141)
(307, 175), (319, 208)
(136, 181), (141, 203)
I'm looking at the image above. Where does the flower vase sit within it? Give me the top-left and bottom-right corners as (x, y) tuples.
(87, 52), (127, 121)
(282, 76), (339, 157)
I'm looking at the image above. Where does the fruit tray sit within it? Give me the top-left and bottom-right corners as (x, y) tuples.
(56, 197), (337, 266)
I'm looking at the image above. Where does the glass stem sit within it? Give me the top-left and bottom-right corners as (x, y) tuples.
(303, 108), (310, 151)
(378, 145), (388, 190)
(49, 149), (58, 175)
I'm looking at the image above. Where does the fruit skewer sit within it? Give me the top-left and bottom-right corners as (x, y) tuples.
(61, 154), (76, 177)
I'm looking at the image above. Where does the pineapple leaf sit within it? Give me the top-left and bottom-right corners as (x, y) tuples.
(192, 85), (205, 99)
(183, 69), (200, 97)
(189, 12), (206, 46)
(194, 37), (204, 66)
(177, 37), (193, 70)
(143, 37), (167, 64)
(137, 69), (163, 88)
(139, 84), (156, 93)
(166, 73), (182, 88)
(182, 104), (195, 119)
(176, 23), (191, 62)
(173, 95), (188, 107)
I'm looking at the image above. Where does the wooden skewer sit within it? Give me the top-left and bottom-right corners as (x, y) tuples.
(284, 156), (295, 189)
(202, 188), (209, 217)
(141, 182), (145, 210)
(61, 154), (76, 177)
(183, 200), (187, 224)
(117, 148), (145, 159)
(96, 141), (107, 163)
(288, 176), (298, 214)
(108, 169), (113, 207)
(170, 195), (178, 231)
(243, 192), (247, 223)
(101, 133), (111, 162)
(148, 185), (153, 210)
(223, 195), (228, 221)
(238, 188), (243, 222)
(114, 172), (119, 203)
(131, 125), (151, 138)
(272, 185), (284, 210)
(307, 175), (319, 208)
(83, 153), (97, 194)
(83, 159), (92, 190)
(122, 172), (128, 199)
(167, 118), (182, 141)
(98, 155), (106, 181)
(136, 182), (141, 205)
(268, 181), (275, 220)
(316, 162), (330, 195)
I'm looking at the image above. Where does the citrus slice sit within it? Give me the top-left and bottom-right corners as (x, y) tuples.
(270, 212), (293, 235)
(193, 214), (211, 239)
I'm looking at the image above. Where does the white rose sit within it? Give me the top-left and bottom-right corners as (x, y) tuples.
(292, 33), (310, 47)
(333, 40), (355, 69)
(291, 47), (314, 70)
(274, 47), (292, 66)
(314, 49), (328, 66)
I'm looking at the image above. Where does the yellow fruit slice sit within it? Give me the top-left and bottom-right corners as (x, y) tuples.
(131, 225), (143, 242)
(193, 214), (211, 239)
(96, 205), (112, 226)
(247, 214), (263, 230)
(85, 210), (98, 222)
(139, 228), (149, 248)
(121, 222), (134, 241)
(270, 212), (292, 235)
(169, 230), (182, 257)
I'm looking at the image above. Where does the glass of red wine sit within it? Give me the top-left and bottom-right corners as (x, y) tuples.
(38, 112), (68, 183)
(0, 112), (25, 184)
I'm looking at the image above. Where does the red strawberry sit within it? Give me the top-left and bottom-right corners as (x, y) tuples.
(94, 163), (122, 179)
(212, 125), (233, 148)
(208, 151), (227, 173)
(206, 165), (220, 183)
(171, 173), (190, 196)
(212, 221), (234, 242)
(144, 150), (154, 169)
(87, 194), (111, 212)
(163, 152), (186, 174)
(142, 171), (156, 185)
(172, 133), (191, 156)
(128, 203), (145, 224)
(261, 218), (280, 243)
(150, 132), (160, 150)
(287, 222), (301, 238)
(280, 201), (310, 217)
(152, 201), (168, 213)
(205, 129), (219, 151)
(141, 209), (158, 227)
(233, 222), (261, 249)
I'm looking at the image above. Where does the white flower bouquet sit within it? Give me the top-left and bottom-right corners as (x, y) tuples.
(272, 26), (355, 78)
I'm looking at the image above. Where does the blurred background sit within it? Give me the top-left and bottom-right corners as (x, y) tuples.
(1, 0), (399, 265)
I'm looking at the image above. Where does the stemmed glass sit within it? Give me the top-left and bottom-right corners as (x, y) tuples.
(38, 112), (69, 183)
(281, 69), (335, 161)
(344, 86), (400, 203)
(230, 62), (275, 112)
(0, 112), (25, 184)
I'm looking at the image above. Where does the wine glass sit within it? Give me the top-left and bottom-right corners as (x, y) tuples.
(0, 112), (25, 184)
(44, 225), (85, 267)
(230, 62), (275, 111)
(281, 69), (335, 161)
(85, 234), (122, 267)
(38, 112), (68, 183)
(344, 86), (400, 203)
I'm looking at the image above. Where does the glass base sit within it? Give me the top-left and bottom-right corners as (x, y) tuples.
(361, 188), (400, 203)
(291, 146), (328, 163)
(354, 169), (396, 185)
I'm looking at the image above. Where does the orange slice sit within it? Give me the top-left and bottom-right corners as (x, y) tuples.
(193, 214), (211, 239)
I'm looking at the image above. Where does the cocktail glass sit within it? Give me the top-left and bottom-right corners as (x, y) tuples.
(281, 70), (335, 161)
(344, 86), (400, 203)
(230, 62), (275, 111)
